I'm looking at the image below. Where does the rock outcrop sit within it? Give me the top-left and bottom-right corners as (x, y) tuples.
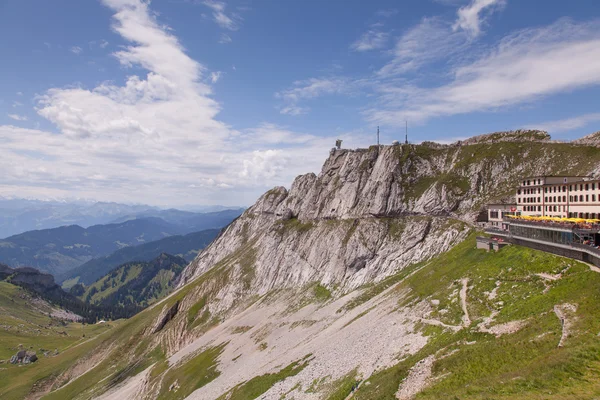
(573, 131), (600, 146)
(181, 139), (600, 293)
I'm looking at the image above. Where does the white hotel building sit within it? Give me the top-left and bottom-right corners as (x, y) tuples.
(516, 176), (600, 219)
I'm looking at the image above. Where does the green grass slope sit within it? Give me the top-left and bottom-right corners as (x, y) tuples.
(351, 234), (600, 399)
(0, 281), (119, 399)
(6, 232), (600, 399)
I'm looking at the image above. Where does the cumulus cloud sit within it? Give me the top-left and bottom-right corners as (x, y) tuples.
(7, 114), (27, 121)
(0, 0), (348, 206)
(70, 46), (83, 54)
(453, 0), (506, 37)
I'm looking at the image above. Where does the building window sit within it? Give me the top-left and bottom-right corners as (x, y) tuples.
(593, 183), (596, 190)
(586, 195), (589, 202)
(580, 195), (584, 202)
(563, 195), (566, 202)
(593, 195), (597, 202)
(518, 198), (521, 203)
(580, 184), (584, 190)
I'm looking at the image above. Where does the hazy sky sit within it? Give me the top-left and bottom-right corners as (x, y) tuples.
(1, 0), (599, 206)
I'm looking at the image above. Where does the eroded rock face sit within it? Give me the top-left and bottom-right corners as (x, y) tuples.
(181, 138), (600, 293)
(151, 301), (180, 334)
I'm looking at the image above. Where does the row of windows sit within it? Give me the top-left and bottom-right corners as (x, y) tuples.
(518, 194), (600, 203)
(517, 181), (600, 194)
(571, 194), (598, 202)
(523, 179), (543, 186)
(518, 182), (599, 194)
(523, 205), (542, 212)
(510, 225), (574, 246)
(571, 183), (597, 191)
(518, 197), (540, 203)
(545, 205), (567, 212)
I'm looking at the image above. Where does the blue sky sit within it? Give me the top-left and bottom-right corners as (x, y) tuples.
(1, 0), (599, 207)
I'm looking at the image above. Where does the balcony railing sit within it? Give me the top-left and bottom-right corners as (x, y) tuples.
(503, 218), (600, 232)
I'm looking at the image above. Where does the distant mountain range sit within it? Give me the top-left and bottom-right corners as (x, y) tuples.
(0, 197), (243, 238)
(0, 209), (241, 276)
(60, 229), (220, 286)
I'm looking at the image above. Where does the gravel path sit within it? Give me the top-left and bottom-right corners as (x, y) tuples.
(554, 303), (577, 348)
(459, 278), (471, 327)
(395, 355), (435, 400)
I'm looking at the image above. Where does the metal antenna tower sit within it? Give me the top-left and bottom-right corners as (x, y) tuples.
(377, 126), (380, 146)
(405, 120), (408, 144)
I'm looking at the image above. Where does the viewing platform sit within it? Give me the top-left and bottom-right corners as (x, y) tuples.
(484, 216), (600, 267)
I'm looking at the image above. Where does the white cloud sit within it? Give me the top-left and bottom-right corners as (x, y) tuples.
(277, 77), (351, 103)
(100, 39), (110, 48)
(210, 71), (222, 83)
(12, 101), (23, 107)
(276, 77), (358, 116)
(280, 106), (309, 116)
(525, 112), (600, 133)
(219, 33), (232, 44)
(453, 0), (505, 38)
(351, 29), (389, 52)
(368, 18), (600, 125)
(16, 92), (23, 96)
(70, 46), (83, 54)
(202, 0), (240, 31)
(0, 0), (347, 206)
(378, 17), (469, 76)
(7, 114), (27, 121)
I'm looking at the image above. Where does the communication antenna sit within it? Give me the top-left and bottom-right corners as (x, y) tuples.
(405, 120), (408, 145)
(377, 126), (380, 146)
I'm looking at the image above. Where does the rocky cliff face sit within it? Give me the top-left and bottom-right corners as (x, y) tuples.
(181, 137), (600, 293)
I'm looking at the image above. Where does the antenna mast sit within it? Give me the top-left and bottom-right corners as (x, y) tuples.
(405, 120), (408, 144)
(377, 126), (380, 146)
